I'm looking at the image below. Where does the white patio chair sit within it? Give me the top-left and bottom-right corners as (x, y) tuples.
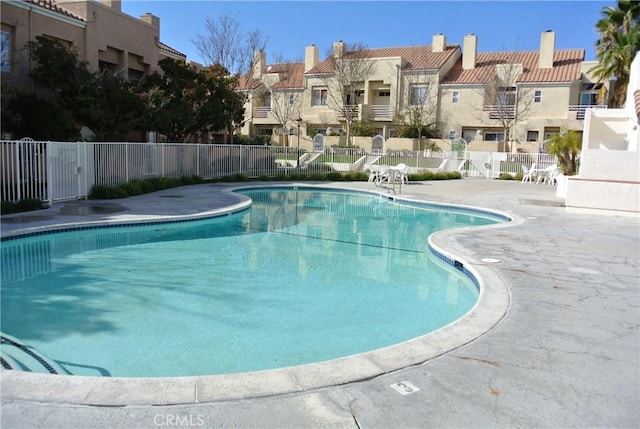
(365, 164), (381, 183)
(522, 163), (536, 183)
(395, 163), (409, 184)
(544, 165), (560, 186)
(537, 164), (558, 184)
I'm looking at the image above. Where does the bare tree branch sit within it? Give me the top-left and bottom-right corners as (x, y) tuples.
(192, 13), (269, 75)
(319, 42), (377, 146)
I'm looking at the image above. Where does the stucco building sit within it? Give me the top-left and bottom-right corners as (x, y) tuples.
(1, 0), (186, 92)
(239, 31), (609, 152)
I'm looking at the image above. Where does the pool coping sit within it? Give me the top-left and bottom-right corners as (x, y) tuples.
(0, 184), (519, 406)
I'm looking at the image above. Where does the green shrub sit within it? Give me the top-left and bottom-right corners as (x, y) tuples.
(498, 173), (515, 180)
(325, 172), (343, 181)
(1, 198), (46, 214)
(88, 175), (203, 199)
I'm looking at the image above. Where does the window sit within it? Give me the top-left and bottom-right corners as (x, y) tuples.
(484, 131), (505, 141)
(1, 31), (10, 73)
(388, 128), (397, 138)
(534, 90), (541, 103)
(378, 91), (390, 97)
(580, 83), (602, 106)
(312, 87), (328, 106)
(288, 93), (295, 105)
(527, 131), (539, 142)
(448, 130), (456, 139)
(461, 129), (476, 142)
(452, 91), (459, 103)
(410, 84), (428, 105)
(497, 86), (516, 106)
(260, 94), (271, 108)
(256, 128), (273, 136)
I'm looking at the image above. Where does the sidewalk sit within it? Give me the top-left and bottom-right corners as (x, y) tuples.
(1, 179), (638, 428)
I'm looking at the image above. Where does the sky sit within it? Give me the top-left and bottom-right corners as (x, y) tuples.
(121, 0), (609, 66)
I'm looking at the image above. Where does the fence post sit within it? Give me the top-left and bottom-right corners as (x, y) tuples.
(45, 141), (53, 204)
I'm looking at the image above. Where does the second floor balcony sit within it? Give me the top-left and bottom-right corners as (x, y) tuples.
(253, 106), (271, 118)
(485, 105), (515, 120)
(569, 104), (607, 120)
(337, 104), (395, 122)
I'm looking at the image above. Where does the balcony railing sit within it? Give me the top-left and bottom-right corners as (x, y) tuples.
(484, 105), (515, 120)
(337, 104), (361, 121)
(368, 105), (395, 121)
(252, 106), (271, 118)
(568, 104), (607, 120)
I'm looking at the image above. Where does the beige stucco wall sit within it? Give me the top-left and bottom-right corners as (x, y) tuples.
(56, 0), (161, 75)
(1, 0), (170, 94)
(1, 1), (85, 89)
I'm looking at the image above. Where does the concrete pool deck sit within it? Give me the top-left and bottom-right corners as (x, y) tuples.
(1, 179), (639, 428)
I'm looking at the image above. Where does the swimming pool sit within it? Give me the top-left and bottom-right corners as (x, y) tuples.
(1, 187), (506, 378)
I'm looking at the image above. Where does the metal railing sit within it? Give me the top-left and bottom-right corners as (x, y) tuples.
(0, 140), (559, 204)
(484, 105), (515, 120)
(368, 105), (394, 121)
(568, 104), (607, 120)
(252, 106), (271, 118)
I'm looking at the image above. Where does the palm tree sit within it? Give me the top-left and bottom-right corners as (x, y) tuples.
(590, 0), (640, 108)
(548, 130), (582, 176)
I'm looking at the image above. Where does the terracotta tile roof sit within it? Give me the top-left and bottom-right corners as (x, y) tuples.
(27, 0), (85, 22)
(237, 62), (305, 91)
(158, 41), (186, 59)
(237, 75), (262, 91)
(270, 62), (304, 90)
(305, 45), (460, 75)
(442, 49), (585, 85)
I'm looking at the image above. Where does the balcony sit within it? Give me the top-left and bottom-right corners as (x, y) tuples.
(568, 104), (607, 120)
(484, 105), (515, 120)
(252, 106), (271, 118)
(367, 105), (395, 121)
(337, 104), (361, 121)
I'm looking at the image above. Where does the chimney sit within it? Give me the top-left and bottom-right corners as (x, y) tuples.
(100, 0), (121, 12)
(252, 50), (266, 78)
(333, 40), (346, 58)
(432, 33), (446, 53)
(140, 13), (160, 29)
(305, 45), (318, 72)
(463, 33), (477, 70)
(539, 30), (555, 69)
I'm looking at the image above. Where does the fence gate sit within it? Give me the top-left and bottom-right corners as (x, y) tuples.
(313, 134), (325, 153)
(47, 142), (91, 202)
(371, 135), (385, 155)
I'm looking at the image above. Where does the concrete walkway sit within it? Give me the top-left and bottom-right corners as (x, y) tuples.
(1, 179), (638, 428)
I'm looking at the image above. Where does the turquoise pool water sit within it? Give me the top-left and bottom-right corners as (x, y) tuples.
(0, 188), (501, 377)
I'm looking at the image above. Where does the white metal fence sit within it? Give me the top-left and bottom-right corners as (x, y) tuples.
(1, 140), (558, 204)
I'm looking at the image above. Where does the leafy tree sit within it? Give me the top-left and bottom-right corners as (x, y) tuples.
(140, 58), (205, 142)
(140, 59), (244, 142)
(200, 63), (246, 143)
(590, 0), (640, 108)
(26, 38), (144, 141)
(83, 70), (145, 141)
(548, 130), (581, 175)
(1, 88), (77, 140)
(351, 120), (377, 137)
